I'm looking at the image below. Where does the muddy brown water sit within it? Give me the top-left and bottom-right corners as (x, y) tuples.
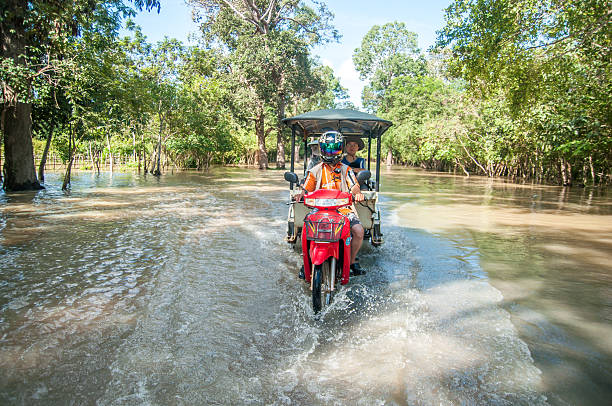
(0, 168), (610, 405)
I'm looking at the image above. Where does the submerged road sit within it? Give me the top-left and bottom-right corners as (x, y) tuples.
(0, 168), (610, 405)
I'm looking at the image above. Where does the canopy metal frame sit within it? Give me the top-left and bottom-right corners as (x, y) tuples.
(283, 109), (392, 192)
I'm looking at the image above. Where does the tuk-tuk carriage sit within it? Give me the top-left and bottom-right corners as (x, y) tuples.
(282, 109), (392, 247)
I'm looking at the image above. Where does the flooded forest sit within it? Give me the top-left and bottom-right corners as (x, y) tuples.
(1, 0), (611, 405)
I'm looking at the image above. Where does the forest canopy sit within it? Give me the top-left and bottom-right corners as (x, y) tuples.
(1, 0), (609, 191)
(354, 1), (610, 186)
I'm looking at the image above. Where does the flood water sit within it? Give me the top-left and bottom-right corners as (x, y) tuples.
(0, 167), (610, 405)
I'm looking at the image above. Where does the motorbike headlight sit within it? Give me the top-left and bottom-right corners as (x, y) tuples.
(334, 198), (350, 206)
(305, 198), (350, 207)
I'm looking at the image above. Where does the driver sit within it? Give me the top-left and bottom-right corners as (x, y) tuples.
(294, 131), (367, 276)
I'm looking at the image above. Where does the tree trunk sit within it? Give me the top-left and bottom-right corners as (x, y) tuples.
(560, 158), (572, 186)
(38, 122), (54, 183)
(152, 118), (163, 176)
(294, 142), (300, 166)
(62, 153), (76, 191)
(386, 150), (393, 166)
(455, 158), (470, 176)
(106, 131), (113, 174)
(87, 141), (93, 170)
(62, 127), (77, 190)
(276, 97), (286, 169)
(2, 103), (43, 191)
(149, 147), (156, 173)
(142, 131), (148, 173)
(458, 136), (488, 176)
(1, 2), (42, 191)
(137, 129), (142, 172)
(589, 155), (596, 185)
(0, 118), (3, 184)
(255, 104), (268, 169)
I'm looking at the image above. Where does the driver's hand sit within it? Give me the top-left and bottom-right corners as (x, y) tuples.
(354, 192), (364, 202)
(293, 191), (304, 202)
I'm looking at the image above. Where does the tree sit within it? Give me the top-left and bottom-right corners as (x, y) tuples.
(436, 0), (611, 185)
(141, 39), (184, 176)
(353, 21), (427, 112)
(353, 22), (428, 165)
(58, 27), (130, 189)
(0, 0), (160, 191)
(383, 74), (466, 169)
(191, 0), (338, 169)
(165, 47), (233, 169)
(32, 87), (71, 183)
(115, 26), (156, 172)
(302, 65), (351, 110)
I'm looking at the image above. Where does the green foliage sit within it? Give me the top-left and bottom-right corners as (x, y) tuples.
(357, 0), (609, 186)
(165, 55), (235, 168)
(191, 0), (340, 168)
(3, 0), (355, 182)
(382, 74), (466, 167)
(296, 64), (351, 110)
(1, 0), (160, 105)
(412, 0), (612, 184)
(353, 22), (427, 111)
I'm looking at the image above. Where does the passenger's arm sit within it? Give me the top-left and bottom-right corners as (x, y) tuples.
(350, 184), (364, 202)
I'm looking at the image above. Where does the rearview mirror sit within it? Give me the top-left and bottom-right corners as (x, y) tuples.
(356, 170), (371, 183)
(284, 171), (299, 184)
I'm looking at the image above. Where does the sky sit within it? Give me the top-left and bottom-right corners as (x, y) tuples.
(128, 0), (452, 108)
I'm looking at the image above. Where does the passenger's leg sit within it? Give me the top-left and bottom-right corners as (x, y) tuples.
(350, 223), (364, 264)
(348, 214), (366, 275)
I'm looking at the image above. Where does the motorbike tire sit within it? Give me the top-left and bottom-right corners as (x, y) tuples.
(313, 261), (335, 314)
(312, 264), (322, 313)
(322, 260), (334, 307)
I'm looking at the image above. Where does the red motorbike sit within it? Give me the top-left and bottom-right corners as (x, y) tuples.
(299, 188), (353, 313)
(285, 169), (373, 313)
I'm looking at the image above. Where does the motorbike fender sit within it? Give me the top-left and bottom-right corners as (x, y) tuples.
(341, 237), (351, 285)
(302, 229), (311, 282)
(309, 242), (339, 266)
(341, 220), (352, 285)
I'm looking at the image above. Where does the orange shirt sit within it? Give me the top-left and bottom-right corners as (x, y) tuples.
(303, 162), (358, 215)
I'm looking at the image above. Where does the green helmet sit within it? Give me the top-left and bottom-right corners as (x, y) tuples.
(318, 131), (344, 164)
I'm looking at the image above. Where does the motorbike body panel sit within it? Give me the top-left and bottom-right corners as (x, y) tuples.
(301, 194), (353, 285)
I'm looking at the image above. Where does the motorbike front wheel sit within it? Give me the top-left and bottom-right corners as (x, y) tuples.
(312, 264), (322, 313)
(312, 261), (335, 314)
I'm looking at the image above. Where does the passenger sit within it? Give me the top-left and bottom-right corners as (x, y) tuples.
(306, 139), (321, 172)
(299, 140), (321, 189)
(294, 131), (366, 276)
(342, 137), (366, 173)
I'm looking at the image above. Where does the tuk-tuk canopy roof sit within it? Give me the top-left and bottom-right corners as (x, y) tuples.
(282, 109), (392, 138)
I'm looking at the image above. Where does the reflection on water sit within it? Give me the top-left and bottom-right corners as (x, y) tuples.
(386, 168), (612, 405)
(0, 168), (609, 405)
